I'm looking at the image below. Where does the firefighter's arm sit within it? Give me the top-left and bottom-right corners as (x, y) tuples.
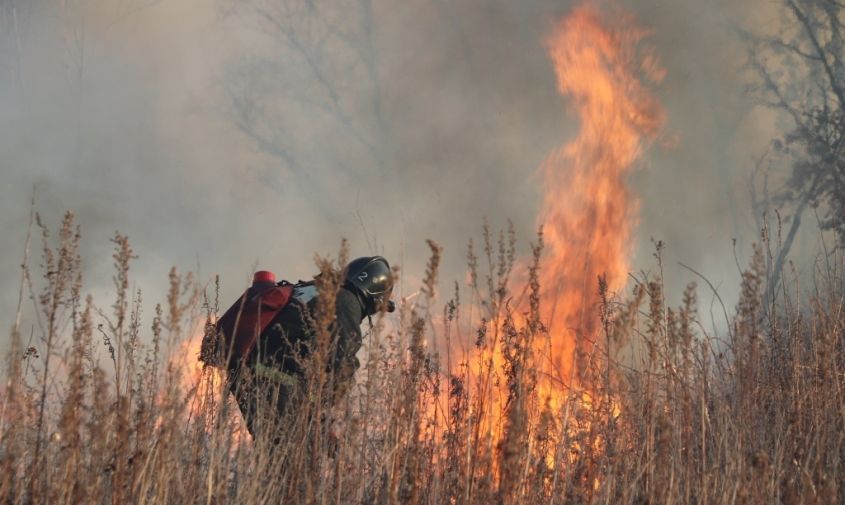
(330, 287), (364, 396)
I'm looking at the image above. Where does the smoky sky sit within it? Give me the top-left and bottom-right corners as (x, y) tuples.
(0, 0), (792, 344)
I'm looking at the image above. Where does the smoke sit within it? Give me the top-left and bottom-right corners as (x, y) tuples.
(0, 0), (784, 344)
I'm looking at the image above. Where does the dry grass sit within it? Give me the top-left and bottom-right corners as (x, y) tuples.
(2, 211), (844, 504)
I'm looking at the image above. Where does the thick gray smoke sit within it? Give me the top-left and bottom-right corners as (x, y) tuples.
(0, 0), (787, 344)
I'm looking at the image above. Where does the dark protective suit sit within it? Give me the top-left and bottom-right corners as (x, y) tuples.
(230, 283), (365, 437)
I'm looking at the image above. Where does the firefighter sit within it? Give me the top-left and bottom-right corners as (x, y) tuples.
(226, 256), (394, 438)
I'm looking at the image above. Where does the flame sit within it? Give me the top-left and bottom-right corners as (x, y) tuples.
(537, 4), (664, 390)
(172, 327), (251, 445)
(431, 8), (665, 481)
(160, 2), (665, 477)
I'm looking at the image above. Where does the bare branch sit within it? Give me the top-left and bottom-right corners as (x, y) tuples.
(252, 4), (382, 164)
(749, 55), (806, 127)
(765, 34), (823, 62)
(788, 0), (845, 108)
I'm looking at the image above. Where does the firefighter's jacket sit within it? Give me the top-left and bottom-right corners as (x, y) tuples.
(252, 284), (365, 396)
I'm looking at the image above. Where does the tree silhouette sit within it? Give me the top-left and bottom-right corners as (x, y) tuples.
(747, 0), (845, 293)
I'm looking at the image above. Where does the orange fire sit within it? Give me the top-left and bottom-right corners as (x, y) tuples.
(536, 4), (664, 390)
(430, 7), (666, 484)
(173, 327), (251, 445)
(165, 2), (665, 474)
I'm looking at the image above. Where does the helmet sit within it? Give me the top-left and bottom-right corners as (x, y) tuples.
(344, 256), (394, 314)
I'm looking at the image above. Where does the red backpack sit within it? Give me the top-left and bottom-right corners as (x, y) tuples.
(201, 271), (294, 370)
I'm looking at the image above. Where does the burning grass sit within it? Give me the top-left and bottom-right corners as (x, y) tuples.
(3, 5), (844, 504)
(1, 211), (844, 504)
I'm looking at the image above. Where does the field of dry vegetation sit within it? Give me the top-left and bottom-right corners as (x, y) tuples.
(1, 211), (844, 504)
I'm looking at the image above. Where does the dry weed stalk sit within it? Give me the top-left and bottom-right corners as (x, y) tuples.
(1, 215), (844, 504)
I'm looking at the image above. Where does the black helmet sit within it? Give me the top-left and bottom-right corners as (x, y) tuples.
(344, 256), (394, 315)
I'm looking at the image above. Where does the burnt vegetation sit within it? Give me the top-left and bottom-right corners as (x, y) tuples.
(1, 212), (844, 504)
